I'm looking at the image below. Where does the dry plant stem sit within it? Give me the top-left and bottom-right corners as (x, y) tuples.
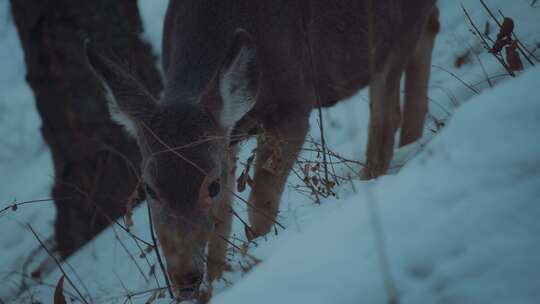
(300, 0), (331, 190)
(146, 203), (174, 299)
(113, 271), (134, 304)
(27, 224), (90, 304)
(366, 1), (397, 303)
(129, 234), (161, 287)
(297, 131), (393, 197)
(229, 190), (286, 230)
(215, 233), (245, 253)
(461, 4), (515, 77)
(125, 287), (166, 299)
(62, 259), (95, 304)
(365, 186), (398, 304)
(115, 234), (148, 282)
(62, 182), (154, 248)
(10, 272), (82, 301)
(0, 198), (62, 216)
(468, 44), (493, 88)
(496, 10), (538, 63)
(291, 165), (321, 203)
(432, 65), (479, 94)
(229, 205), (258, 238)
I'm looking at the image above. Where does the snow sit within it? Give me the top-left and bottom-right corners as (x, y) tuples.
(214, 65), (540, 304)
(0, 1), (55, 299)
(1, 0), (539, 303)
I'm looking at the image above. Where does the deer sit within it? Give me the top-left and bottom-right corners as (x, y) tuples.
(86, 0), (439, 301)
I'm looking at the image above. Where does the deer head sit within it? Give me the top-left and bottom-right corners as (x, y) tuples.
(86, 30), (257, 299)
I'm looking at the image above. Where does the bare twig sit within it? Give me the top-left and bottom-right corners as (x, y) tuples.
(113, 271), (134, 304)
(26, 224), (90, 304)
(146, 203), (174, 299)
(365, 186), (398, 304)
(468, 44), (493, 88)
(115, 234), (148, 282)
(366, 2), (398, 303)
(0, 198), (63, 216)
(300, 0), (331, 191)
(432, 65), (480, 94)
(62, 260), (95, 304)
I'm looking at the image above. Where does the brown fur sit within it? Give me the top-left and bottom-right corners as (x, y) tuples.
(87, 1), (439, 300)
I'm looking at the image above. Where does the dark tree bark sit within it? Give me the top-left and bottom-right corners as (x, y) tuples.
(10, 0), (162, 258)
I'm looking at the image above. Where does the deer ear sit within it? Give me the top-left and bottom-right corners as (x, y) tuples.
(218, 29), (258, 129)
(85, 41), (157, 137)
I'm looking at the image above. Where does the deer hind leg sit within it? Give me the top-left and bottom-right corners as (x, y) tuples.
(361, 64), (402, 179)
(248, 112), (309, 237)
(207, 147), (237, 283)
(400, 6), (439, 147)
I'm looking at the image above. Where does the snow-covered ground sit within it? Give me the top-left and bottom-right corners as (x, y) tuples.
(1, 0), (539, 303)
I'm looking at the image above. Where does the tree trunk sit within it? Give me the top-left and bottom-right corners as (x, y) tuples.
(10, 0), (162, 258)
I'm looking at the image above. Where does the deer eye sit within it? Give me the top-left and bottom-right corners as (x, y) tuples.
(144, 183), (159, 200)
(208, 180), (221, 198)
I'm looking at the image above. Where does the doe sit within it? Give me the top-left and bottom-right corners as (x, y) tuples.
(87, 0), (439, 300)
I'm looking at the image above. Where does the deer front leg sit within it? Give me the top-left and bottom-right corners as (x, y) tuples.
(400, 6), (439, 147)
(361, 66), (402, 179)
(248, 112), (309, 237)
(207, 148), (237, 283)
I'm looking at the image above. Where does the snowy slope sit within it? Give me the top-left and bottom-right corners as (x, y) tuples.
(213, 66), (540, 304)
(0, 1), (55, 299)
(1, 0), (539, 303)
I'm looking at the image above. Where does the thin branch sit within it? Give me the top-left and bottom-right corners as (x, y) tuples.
(300, 0), (331, 191)
(0, 198), (63, 216)
(27, 224), (90, 304)
(432, 65), (480, 94)
(365, 186), (398, 304)
(113, 271), (134, 304)
(468, 44), (493, 88)
(146, 203), (174, 299)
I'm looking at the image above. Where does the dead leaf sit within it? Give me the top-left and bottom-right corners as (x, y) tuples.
(506, 42), (524, 71)
(241, 241), (250, 257)
(491, 17), (515, 55)
(145, 289), (160, 304)
(303, 164), (310, 181)
(31, 269), (41, 280)
(236, 170), (248, 192)
(125, 183), (142, 230)
(244, 224), (256, 242)
(500, 18), (514, 38)
(454, 50), (471, 68)
(148, 264), (156, 277)
(54, 276), (67, 304)
(484, 21), (491, 37)
(311, 176), (319, 186)
(236, 152), (256, 192)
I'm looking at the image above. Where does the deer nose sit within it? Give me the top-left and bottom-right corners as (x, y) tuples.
(173, 272), (203, 300)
